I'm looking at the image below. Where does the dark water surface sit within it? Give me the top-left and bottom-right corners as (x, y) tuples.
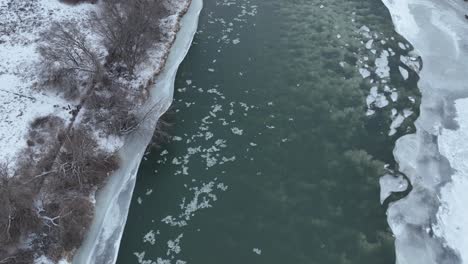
(117, 0), (421, 263)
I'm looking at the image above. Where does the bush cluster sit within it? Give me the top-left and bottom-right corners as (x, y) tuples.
(93, 0), (167, 75)
(0, 124), (119, 262)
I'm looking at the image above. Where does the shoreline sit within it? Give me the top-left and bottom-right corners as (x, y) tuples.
(381, 0), (468, 263)
(72, 0), (203, 263)
(0, 2), (200, 261)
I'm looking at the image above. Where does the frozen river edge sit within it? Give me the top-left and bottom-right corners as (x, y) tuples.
(381, 0), (468, 263)
(72, 0), (203, 263)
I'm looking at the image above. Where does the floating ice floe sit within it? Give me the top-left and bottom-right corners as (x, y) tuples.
(359, 68), (371, 78)
(398, 42), (407, 50)
(143, 230), (157, 245)
(358, 25), (371, 38)
(388, 114), (405, 136)
(375, 50), (390, 79)
(231, 127), (244, 135)
(399, 66), (409, 80)
(366, 86), (389, 109)
(400, 55), (420, 73)
(379, 174), (409, 204)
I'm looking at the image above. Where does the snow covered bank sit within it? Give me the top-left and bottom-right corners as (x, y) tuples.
(380, 0), (468, 263)
(0, 0), (98, 169)
(72, 0), (203, 263)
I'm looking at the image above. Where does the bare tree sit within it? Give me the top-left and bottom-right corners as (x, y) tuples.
(57, 196), (93, 251)
(84, 84), (139, 136)
(0, 163), (39, 247)
(93, 0), (167, 75)
(53, 128), (119, 192)
(38, 22), (102, 98)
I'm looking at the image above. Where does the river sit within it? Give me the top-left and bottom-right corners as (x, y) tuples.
(116, 0), (421, 263)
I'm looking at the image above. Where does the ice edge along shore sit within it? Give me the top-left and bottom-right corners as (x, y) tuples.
(72, 0), (203, 263)
(381, 0), (468, 263)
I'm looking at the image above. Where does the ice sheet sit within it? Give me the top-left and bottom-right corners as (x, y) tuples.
(380, 0), (468, 263)
(435, 98), (468, 263)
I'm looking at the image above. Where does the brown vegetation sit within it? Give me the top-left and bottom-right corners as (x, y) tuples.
(84, 83), (140, 136)
(0, 123), (119, 262)
(0, 164), (38, 246)
(93, 0), (167, 75)
(38, 22), (102, 99)
(52, 128), (119, 192)
(0, 164), (40, 264)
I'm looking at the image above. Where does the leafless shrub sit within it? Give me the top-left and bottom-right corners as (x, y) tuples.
(108, 109), (139, 136)
(0, 126), (118, 261)
(14, 115), (65, 180)
(93, 0), (168, 75)
(84, 85), (139, 136)
(31, 115), (61, 130)
(32, 127), (119, 258)
(32, 193), (93, 261)
(57, 196), (93, 251)
(38, 22), (102, 99)
(0, 248), (34, 264)
(0, 163), (40, 248)
(53, 128), (119, 192)
(29, 115), (65, 148)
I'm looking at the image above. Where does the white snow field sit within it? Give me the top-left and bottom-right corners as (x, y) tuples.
(0, 0), (98, 168)
(72, 0), (203, 263)
(380, 0), (468, 263)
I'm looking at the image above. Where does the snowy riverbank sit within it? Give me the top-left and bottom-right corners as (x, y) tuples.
(0, 0), (200, 262)
(72, 0), (203, 263)
(380, 0), (468, 263)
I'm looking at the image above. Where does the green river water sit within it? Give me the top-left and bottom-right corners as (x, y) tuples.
(117, 0), (421, 263)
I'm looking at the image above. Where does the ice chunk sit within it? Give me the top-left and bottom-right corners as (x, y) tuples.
(388, 114), (404, 136)
(359, 68), (371, 78)
(375, 50), (390, 78)
(379, 174), (408, 204)
(367, 86), (388, 108)
(399, 66), (409, 80)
